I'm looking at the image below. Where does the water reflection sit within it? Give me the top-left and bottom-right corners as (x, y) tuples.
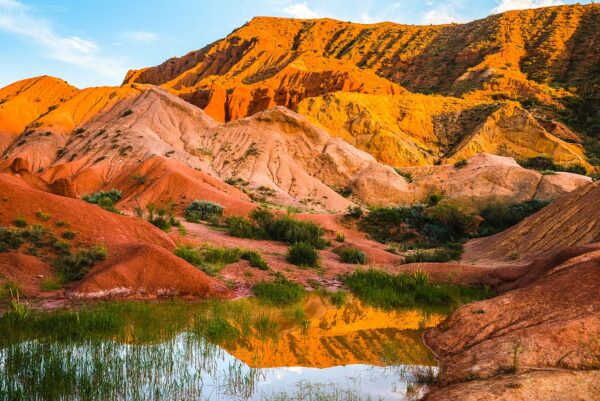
(0, 296), (441, 401)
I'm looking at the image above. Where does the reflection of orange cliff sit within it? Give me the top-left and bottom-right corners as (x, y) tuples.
(223, 296), (443, 369)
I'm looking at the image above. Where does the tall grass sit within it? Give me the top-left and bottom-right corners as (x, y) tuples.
(253, 278), (306, 306)
(342, 269), (493, 311)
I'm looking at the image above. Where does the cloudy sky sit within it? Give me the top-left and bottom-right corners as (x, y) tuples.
(0, 0), (592, 88)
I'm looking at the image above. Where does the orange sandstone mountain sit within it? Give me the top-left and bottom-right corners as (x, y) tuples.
(123, 3), (600, 168)
(0, 78), (591, 211)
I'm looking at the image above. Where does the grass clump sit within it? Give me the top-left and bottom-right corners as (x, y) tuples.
(35, 211), (51, 221)
(184, 200), (224, 223)
(335, 247), (366, 264)
(343, 269), (492, 310)
(41, 278), (62, 291)
(241, 251), (269, 270)
(253, 277), (306, 306)
(61, 231), (76, 240)
(286, 242), (319, 268)
(82, 189), (122, 214)
(12, 217), (27, 228)
(226, 209), (327, 248)
(53, 245), (107, 282)
(174, 245), (243, 275)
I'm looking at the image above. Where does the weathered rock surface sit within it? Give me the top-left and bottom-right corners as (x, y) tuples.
(464, 181), (600, 261)
(422, 246), (600, 401)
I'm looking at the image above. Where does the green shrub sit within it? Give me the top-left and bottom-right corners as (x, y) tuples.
(253, 278), (306, 306)
(82, 189), (122, 213)
(145, 204), (179, 232)
(454, 159), (468, 169)
(241, 251), (269, 270)
(53, 245), (107, 282)
(519, 156), (587, 175)
(337, 247), (366, 264)
(174, 245), (243, 275)
(226, 216), (264, 238)
(12, 217), (27, 228)
(35, 211), (51, 221)
(519, 156), (556, 171)
(184, 200), (224, 223)
(226, 209), (327, 248)
(335, 232), (345, 242)
(479, 200), (550, 236)
(424, 204), (479, 243)
(0, 227), (25, 252)
(265, 216), (327, 248)
(286, 242), (319, 268)
(345, 206), (363, 219)
(61, 231), (76, 240)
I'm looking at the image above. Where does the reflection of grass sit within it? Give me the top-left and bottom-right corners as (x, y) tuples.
(265, 379), (381, 401)
(0, 297), (441, 400)
(343, 269), (493, 312)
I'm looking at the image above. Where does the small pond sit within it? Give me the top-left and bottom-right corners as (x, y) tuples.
(0, 295), (443, 401)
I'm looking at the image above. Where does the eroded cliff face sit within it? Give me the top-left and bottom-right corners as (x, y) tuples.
(125, 4), (600, 104)
(298, 92), (589, 168)
(121, 3), (600, 168)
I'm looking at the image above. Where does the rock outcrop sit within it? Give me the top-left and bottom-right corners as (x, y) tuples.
(463, 181), (600, 261)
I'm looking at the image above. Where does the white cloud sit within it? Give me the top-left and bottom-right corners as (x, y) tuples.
(282, 2), (323, 19)
(0, 0), (125, 80)
(422, 1), (465, 24)
(123, 31), (158, 44)
(493, 0), (564, 13)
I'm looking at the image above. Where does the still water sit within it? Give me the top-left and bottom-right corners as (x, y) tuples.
(0, 296), (442, 401)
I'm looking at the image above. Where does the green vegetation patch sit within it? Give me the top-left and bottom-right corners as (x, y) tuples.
(343, 269), (493, 311)
(226, 208), (327, 248)
(335, 247), (366, 264)
(518, 156), (587, 175)
(82, 189), (122, 214)
(286, 242), (319, 268)
(478, 199), (550, 236)
(253, 278), (306, 306)
(184, 200), (224, 223)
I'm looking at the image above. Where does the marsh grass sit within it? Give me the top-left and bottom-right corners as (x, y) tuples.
(342, 269), (493, 312)
(253, 278), (306, 306)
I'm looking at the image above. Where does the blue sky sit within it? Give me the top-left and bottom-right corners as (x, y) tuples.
(0, 0), (592, 88)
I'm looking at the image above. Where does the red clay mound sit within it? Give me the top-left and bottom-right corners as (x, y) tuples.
(423, 246), (600, 400)
(0, 252), (53, 297)
(0, 174), (229, 299)
(70, 244), (230, 299)
(110, 156), (254, 215)
(0, 173), (173, 249)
